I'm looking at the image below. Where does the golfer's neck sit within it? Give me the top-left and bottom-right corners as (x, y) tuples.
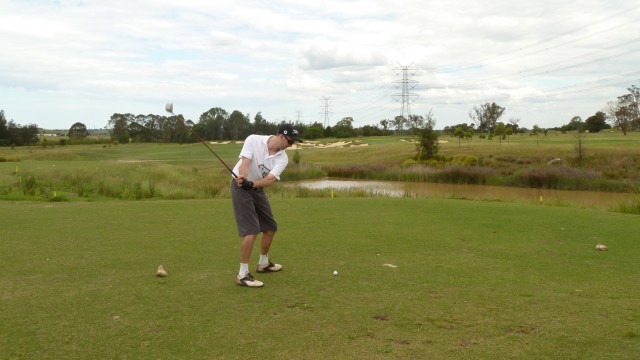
(267, 136), (282, 154)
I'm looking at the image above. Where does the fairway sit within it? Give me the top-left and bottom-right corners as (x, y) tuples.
(1, 198), (639, 359)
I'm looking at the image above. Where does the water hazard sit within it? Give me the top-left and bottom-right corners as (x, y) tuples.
(290, 179), (635, 210)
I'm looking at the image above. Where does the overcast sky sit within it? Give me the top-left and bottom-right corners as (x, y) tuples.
(2, 0), (639, 130)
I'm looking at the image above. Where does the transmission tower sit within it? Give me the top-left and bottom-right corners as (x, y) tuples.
(321, 96), (332, 127)
(392, 63), (419, 132)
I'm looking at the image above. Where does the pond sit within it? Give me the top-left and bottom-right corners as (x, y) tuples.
(289, 179), (635, 210)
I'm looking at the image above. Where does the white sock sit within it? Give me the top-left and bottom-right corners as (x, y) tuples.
(238, 263), (249, 278)
(259, 254), (269, 266)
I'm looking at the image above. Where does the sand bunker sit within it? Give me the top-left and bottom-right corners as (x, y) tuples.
(206, 139), (375, 150)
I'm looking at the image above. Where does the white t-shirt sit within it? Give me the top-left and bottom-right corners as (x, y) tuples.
(232, 135), (289, 182)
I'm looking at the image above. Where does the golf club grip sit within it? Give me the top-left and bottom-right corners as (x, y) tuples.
(189, 129), (238, 178)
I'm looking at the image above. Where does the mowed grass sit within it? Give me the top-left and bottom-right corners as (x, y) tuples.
(1, 198), (639, 359)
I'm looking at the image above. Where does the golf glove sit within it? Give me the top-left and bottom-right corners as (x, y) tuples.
(240, 180), (255, 190)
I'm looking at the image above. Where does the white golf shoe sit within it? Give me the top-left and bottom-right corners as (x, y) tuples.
(236, 272), (264, 288)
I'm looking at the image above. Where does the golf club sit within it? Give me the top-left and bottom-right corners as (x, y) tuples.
(165, 103), (237, 178)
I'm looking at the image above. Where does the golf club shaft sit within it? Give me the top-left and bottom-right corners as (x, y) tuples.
(187, 127), (238, 178)
(167, 108), (237, 178)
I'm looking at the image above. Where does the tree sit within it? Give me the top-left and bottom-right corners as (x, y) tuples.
(303, 123), (325, 139)
(108, 113), (131, 143)
(392, 115), (406, 133)
(0, 110), (8, 145)
(628, 85), (640, 130)
(334, 117), (355, 138)
(443, 122), (472, 135)
(379, 119), (390, 131)
(198, 107), (228, 140)
(453, 126), (465, 146)
(357, 125), (383, 137)
(126, 114), (167, 142)
(6, 121), (39, 146)
(468, 102), (505, 138)
(508, 117), (520, 133)
(606, 90), (639, 135)
(253, 112), (268, 134)
(560, 116), (583, 133)
(324, 126), (334, 138)
(531, 124), (541, 147)
(226, 110), (250, 140)
(68, 122), (89, 139)
(465, 128), (474, 142)
(505, 126), (513, 142)
(173, 115), (191, 144)
(416, 112), (439, 160)
(407, 114), (424, 134)
(0, 111), (38, 146)
(585, 111), (609, 133)
(494, 122), (506, 145)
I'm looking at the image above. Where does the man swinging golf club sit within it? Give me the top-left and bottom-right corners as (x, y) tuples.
(231, 124), (302, 287)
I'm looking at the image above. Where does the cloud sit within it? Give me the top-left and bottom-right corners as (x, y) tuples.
(300, 43), (388, 70)
(1, 0), (639, 129)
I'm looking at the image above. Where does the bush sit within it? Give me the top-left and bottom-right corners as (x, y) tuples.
(292, 150), (301, 165)
(615, 195), (640, 214)
(451, 155), (479, 166)
(434, 166), (494, 185)
(281, 163), (327, 181)
(517, 166), (600, 189)
(19, 175), (38, 196)
(401, 159), (418, 167)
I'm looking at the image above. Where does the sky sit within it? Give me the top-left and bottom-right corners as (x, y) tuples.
(1, 0), (640, 130)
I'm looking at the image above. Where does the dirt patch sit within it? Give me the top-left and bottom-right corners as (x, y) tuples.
(508, 326), (538, 335)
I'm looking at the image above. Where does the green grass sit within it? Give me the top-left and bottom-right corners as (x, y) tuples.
(1, 132), (639, 201)
(1, 198), (639, 359)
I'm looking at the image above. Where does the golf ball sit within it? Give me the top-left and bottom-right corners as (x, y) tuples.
(333, 270), (338, 276)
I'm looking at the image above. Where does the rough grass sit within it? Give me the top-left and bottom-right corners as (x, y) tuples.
(1, 198), (639, 359)
(0, 132), (639, 201)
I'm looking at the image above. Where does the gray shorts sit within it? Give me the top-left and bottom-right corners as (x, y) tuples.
(230, 180), (277, 237)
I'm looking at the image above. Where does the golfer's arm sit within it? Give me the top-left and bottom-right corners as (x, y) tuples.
(238, 157), (275, 188)
(238, 157), (251, 179)
(253, 174), (277, 189)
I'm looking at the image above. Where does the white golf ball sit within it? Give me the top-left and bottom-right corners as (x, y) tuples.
(333, 270), (338, 276)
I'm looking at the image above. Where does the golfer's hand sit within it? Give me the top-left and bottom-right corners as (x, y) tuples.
(235, 175), (246, 187)
(240, 179), (254, 190)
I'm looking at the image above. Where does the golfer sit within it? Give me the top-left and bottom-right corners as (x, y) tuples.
(231, 124), (302, 287)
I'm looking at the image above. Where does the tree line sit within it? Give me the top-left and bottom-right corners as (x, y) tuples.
(107, 108), (403, 144)
(0, 110), (39, 147)
(440, 84), (640, 141)
(2, 82), (637, 147)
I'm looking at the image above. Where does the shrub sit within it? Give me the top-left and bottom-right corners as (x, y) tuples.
(19, 175), (38, 196)
(401, 159), (418, 167)
(615, 196), (640, 214)
(282, 163), (327, 181)
(451, 155), (479, 166)
(434, 166), (494, 185)
(292, 150), (301, 165)
(517, 166), (600, 189)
